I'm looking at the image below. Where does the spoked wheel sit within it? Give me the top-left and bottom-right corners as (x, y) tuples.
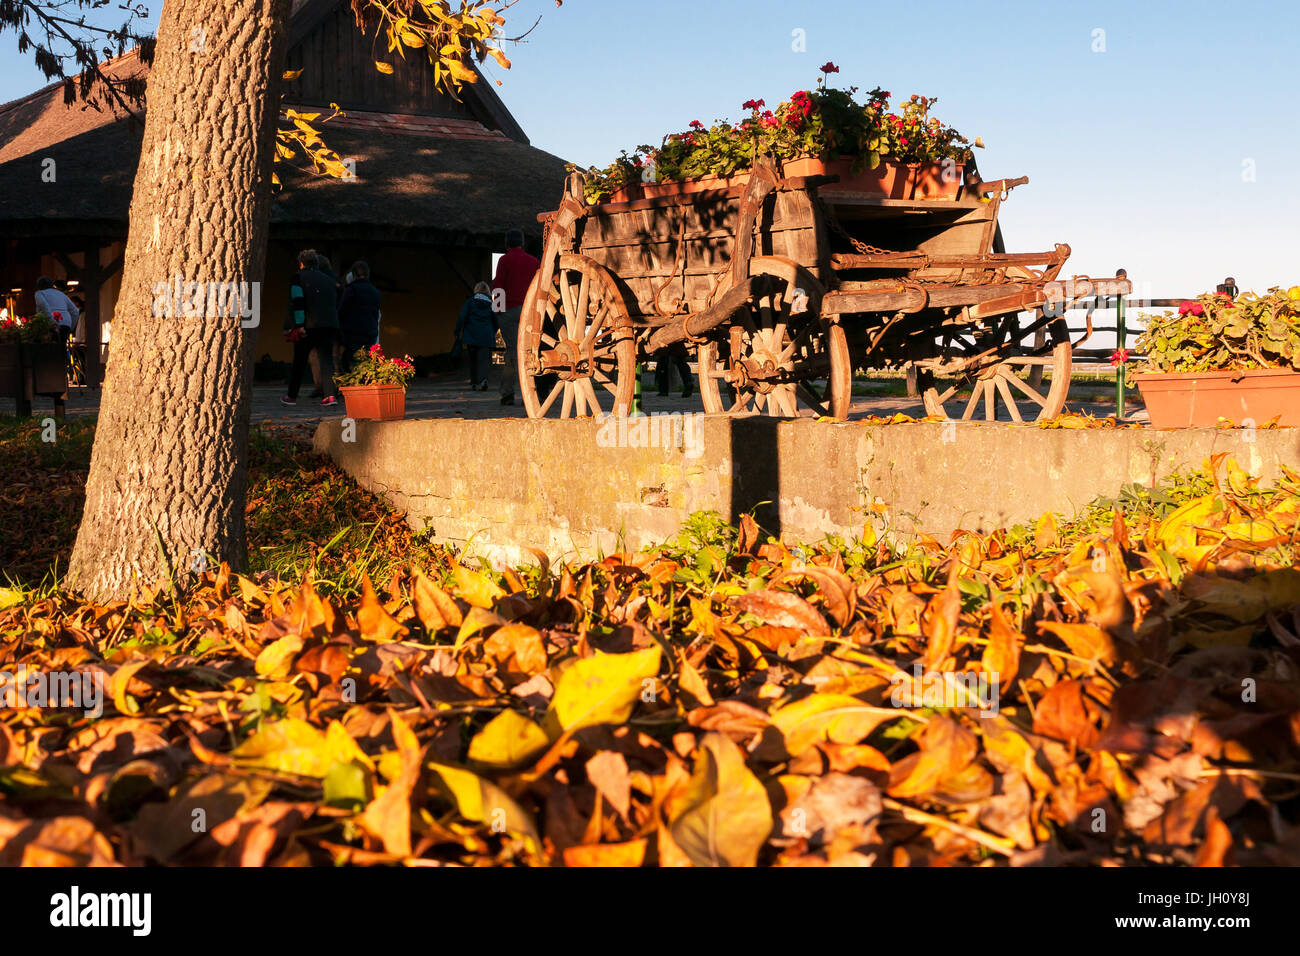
(518, 254), (637, 418)
(697, 257), (850, 418)
(920, 319), (1072, 422)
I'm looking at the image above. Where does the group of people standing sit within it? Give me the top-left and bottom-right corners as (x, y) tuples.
(281, 250), (382, 406)
(454, 228), (539, 406)
(279, 229), (541, 410)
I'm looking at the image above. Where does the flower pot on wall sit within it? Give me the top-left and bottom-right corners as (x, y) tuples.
(1133, 368), (1300, 427)
(339, 384), (406, 421)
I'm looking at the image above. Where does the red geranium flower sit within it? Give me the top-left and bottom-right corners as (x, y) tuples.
(1109, 348), (1129, 366)
(742, 99), (765, 110)
(819, 61), (839, 74)
(689, 120), (704, 129)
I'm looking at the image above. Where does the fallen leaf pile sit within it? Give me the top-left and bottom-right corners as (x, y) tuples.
(1, 452), (1299, 866)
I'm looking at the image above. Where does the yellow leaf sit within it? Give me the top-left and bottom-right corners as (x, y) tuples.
(452, 565), (506, 609)
(254, 634), (302, 679)
(428, 762), (542, 856)
(232, 718), (367, 778)
(281, 69), (304, 80)
(454, 605), (507, 651)
(467, 710), (549, 769)
(359, 712), (421, 856)
(1154, 496), (1217, 560)
(1033, 512), (1057, 551)
(445, 59), (477, 84)
(1181, 569), (1300, 623)
(666, 732), (771, 867)
(769, 693), (893, 756)
(111, 659), (149, 715)
(374, 60), (394, 74)
(546, 646), (662, 736)
(488, 48), (511, 69)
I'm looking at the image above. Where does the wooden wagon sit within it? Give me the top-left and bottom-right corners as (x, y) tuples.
(519, 158), (1127, 421)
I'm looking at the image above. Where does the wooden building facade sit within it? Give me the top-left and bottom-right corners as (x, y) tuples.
(0, 0), (567, 384)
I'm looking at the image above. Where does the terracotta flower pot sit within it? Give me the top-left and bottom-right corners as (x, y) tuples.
(639, 172), (748, 199)
(339, 383), (406, 421)
(782, 156), (905, 197)
(1133, 368), (1300, 427)
(903, 162), (964, 200)
(607, 182), (644, 203)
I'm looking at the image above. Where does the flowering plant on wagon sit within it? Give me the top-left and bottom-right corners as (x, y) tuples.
(334, 344), (417, 387)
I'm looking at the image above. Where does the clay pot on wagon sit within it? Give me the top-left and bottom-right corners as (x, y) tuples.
(903, 161), (965, 200)
(781, 156), (907, 197)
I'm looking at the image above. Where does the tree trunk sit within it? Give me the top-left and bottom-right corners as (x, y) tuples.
(68, 0), (292, 600)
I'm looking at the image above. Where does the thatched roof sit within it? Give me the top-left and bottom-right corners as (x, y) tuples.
(0, 8), (568, 247)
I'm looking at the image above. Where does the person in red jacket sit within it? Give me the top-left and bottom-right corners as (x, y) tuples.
(492, 229), (539, 406)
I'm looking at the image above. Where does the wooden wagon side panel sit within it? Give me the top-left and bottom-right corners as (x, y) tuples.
(576, 186), (824, 319)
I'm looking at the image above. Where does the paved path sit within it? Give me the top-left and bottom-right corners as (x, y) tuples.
(1, 374), (1147, 428)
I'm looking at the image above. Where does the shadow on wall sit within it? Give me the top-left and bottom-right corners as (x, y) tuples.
(730, 415), (782, 540)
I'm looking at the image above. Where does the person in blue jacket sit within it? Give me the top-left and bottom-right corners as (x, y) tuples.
(454, 281), (499, 390)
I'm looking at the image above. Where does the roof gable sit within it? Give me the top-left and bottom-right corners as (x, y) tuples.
(282, 0), (528, 142)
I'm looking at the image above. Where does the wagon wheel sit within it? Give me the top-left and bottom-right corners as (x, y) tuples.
(697, 257), (850, 418)
(518, 254), (637, 418)
(920, 316), (1071, 422)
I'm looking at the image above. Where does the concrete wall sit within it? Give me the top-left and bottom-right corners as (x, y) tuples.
(313, 415), (1300, 566)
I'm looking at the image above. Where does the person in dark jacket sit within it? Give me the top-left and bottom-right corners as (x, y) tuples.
(455, 281), (499, 390)
(339, 260), (382, 373)
(282, 248), (341, 407)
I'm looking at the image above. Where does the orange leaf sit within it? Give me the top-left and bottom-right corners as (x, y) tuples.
(357, 573), (408, 643)
(563, 838), (646, 867)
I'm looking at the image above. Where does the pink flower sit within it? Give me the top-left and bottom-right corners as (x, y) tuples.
(1109, 348), (1129, 366)
(900, 138), (909, 146)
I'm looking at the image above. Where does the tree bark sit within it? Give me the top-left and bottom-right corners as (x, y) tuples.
(68, 0), (292, 600)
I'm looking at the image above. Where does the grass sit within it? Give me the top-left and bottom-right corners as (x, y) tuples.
(0, 416), (456, 596)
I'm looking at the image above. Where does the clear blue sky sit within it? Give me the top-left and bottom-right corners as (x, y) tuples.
(3, 0), (1297, 301)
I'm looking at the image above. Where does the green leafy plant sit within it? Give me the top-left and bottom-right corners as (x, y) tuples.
(334, 344), (417, 388)
(1137, 286), (1300, 373)
(20, 313), (57, 344)
(0, 313), (57, 345)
